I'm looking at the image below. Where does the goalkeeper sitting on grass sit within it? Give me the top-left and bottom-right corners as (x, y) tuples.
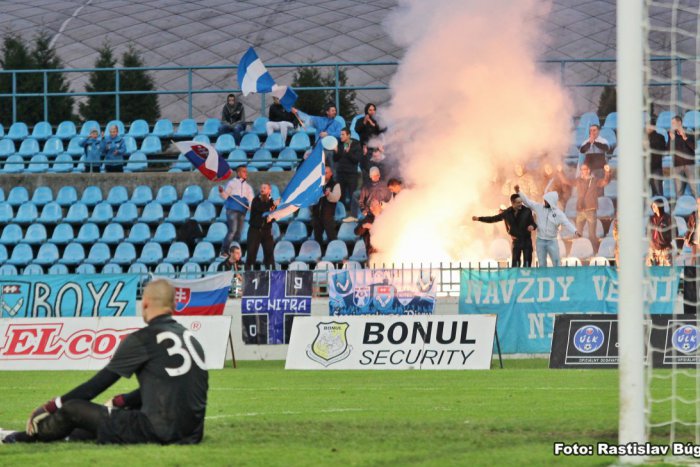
(0, 280), (209, 445)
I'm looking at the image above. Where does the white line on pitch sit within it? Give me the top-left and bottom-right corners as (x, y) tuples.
(206, 407), (364, 420)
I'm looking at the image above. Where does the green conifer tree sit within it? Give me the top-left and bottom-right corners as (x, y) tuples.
(79, 41), (117, 123)
(119, 44), (160, 124)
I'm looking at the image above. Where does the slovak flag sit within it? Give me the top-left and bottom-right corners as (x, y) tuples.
(237, 47), (298, 111)
(174, 141), (232, 182)
(161, 271), (234, 316)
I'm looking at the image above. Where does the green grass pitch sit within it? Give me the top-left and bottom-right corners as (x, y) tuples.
(0, 359), (695, 466)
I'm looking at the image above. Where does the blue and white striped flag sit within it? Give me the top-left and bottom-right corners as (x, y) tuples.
(237, 47), (298, 110)
(267, 143), (325, 221)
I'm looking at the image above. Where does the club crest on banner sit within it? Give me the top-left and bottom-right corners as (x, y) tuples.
(306, 321), (351, 366)
(372, 284), (395, 311)
(174, 287), (191, 313)
(672, 324), (699, 354)
(397, 290), (415, 306)
(353, 286), (370, 308)
(0, 282), (28, 317)
(190, 144), (209, 160)
(573, 325), (605, 353)
(332, 270), (352, 295)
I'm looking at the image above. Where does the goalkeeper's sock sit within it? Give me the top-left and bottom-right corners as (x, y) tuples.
(0, 430), (36, 444)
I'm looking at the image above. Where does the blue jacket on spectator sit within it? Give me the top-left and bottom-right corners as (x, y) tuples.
(296, 110), (342, 139)
(80, 135), (104, 164)
(102, 134), (127, 166)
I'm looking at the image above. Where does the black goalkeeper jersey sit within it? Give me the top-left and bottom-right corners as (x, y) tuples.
(105, 315), (208, 444)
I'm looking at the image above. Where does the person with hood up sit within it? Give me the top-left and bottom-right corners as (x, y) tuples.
(102, 125), (127, 173)
(648, 198), (674, 266)
(515, 186), (581, 267)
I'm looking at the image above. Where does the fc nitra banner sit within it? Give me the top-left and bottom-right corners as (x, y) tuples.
(327, 269), (437, 315)
(0, 274), (139, 318)
(241, 270), (312, 344)
(459, 266), (678, 354)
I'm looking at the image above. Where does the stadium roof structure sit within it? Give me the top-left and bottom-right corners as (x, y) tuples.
(1, 0), (697, 120)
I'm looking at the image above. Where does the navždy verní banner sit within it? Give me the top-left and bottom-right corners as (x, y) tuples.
(327, 269), (437, 315)
(0, 274), (140, 318)
(459, 266), (678, 354)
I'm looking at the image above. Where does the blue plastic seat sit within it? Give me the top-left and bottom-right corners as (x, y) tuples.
(89, 202), (114, 224)
(56, 186), (78, 207)
(251, 117), (268, 136)
(49, 223), (74, 245)
(31, 121), (53, 141)
(79, 120), (100, 137)
(41, 137), (64, 157)
(38, 202), (62, 225)
(48, 264), (69, 275)
(163, 242), (190, 265)
(84, 243), (112, 266)
(155, 185), (178, 207)
(273, 240), (296, 265)
(27, 154), (49, 173)
(296, 207), (312, 223)
(66, 136), (84, 156)
(76, 223), (100, 244)
(15, 203), (38, 224)
(337, 221), (358, 243)
(203, 222), (226, 244)
(174, 119), (198, 139)
(0, 138), (15, 158)
(105, 120), (125, 135)
(126, 223), (151, 245)
(56, 121), (77, 141)
(322, 239), (349, 262)
(152, 119), (174, 138)
(334, 203), (347, 223)
(250, 148), (272, 169)
(215, 134), (236, 155)
(102, 263), (123, 274)
(192, 242), (215, 264)
(239, 133), (260, 153)
(334, 115), (346, 129)
(153, 223), (176, 243)
(599, 128), (617, 149)
(106, 186), (129, 206)
(31, 186), (53, 206)
(19, 138), (40, 157)
(577, 112), (599, 129)
(127, 119), (150, 139)
(81, 186), (103, 207)
(125, 151), (148, 172)
(23, 264), (44, 275)
(127, 262), (149, 282)
(51, 153), (74, 173)
(7, 244), (33, 266)
(283, 221), (309, 244)
(76, 263), (97, 275)
(171, 153), (191, 172)
(0, 203), (13, 223)
(349, 240), (368, 262)
(227, 148), (247, 165)
(349, 114), (362, 140)
(192, 201), (216, 224)
(193, 134), (211, 145)
(296, 240), (322, 263)
(602, 112), (617, 130)
(181, 185), (204, 206)
(201, 118), (221, 137)
(207, 186), (224, 206)
(7, 122), (29, 141)
(0, 244), (7, 263)
(113, 202), (139, 224)
(139, 242), (164, 266)
(275, 147), (299, 169)
(123, 135), (138, 154)
(0, 123), (3, 138)
(131, 185), (153, 206)
(181, 262), (202, 278)
(113, 243), (137, 265)
(165, 201), (190, 224)
(60, 242), (85, 265)
(154, 262), (176, 276)
(3, 155), (24, 173)
(263, 132), (285, 152)
(0, 224), (22, 245)
(0, 188), (5, 202)
(0, 264), (18, 275)
(656, 111), (673, 131)
(64, 203), (89, 224)
(140, 136), (162, 155)
(140, 201), (165, 224)
(101, 223), (125, 244)
(34, 243), (60, 266)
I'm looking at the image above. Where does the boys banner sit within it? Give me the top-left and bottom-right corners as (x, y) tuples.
(328, 269), (437, 315)
(0, 274), (139, 318)
(459, 266), (678, 354)
(241, 270), (312, 344)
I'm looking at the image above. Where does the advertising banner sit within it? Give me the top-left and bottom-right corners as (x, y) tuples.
(327, 269), (437, 316)
(285, 315), (496, 370)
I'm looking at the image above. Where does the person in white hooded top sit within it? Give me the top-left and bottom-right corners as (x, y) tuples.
(515, 185), (581, 266)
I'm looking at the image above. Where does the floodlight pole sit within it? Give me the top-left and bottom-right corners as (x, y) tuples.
(617, 0), (647, 463)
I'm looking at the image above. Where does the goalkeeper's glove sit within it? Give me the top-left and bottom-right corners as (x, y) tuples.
(26, 397), (61, 435)
(104, 394), (126, 409)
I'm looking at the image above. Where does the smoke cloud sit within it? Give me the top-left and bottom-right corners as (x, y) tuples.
(370, 0), (572, 265)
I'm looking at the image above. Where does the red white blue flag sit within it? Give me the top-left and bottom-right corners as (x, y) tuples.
(174, 141), (232, 181)
(161, 271), (234, 316)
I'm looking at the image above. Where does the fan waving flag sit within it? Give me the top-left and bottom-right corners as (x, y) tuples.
(237, 47), (298, 110)
(161, 271), (234, 316)
(268, 142), (325, 222)
(174, 141), (232, 181)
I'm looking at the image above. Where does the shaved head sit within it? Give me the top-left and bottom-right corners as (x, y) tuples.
(142, 279), (175, 322)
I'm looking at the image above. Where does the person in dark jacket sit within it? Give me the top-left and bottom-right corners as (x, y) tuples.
(472, 193), (538, 267)
(683, 200), (700, 313)
(668, 115), (696, 197)
(332, 127), (362, 212)
(354, 103), (385, 148)
(176, 219), (205, 252)
(358, 166), (392, 216)
(647, 198), (674, 266)
(311, 167), (341, 245)
(354, 199), (382, 258)
(579, 124), (610, 177)
(218, 94), (246, 144)
(266, 96), (295, 143)
(245, 183), (277, 270)
(648, 119), (667, 197)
